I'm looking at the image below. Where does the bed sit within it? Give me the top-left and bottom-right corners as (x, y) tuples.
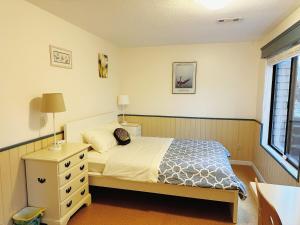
(64, 112), (247, 223)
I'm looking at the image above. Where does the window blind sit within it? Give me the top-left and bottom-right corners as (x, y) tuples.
(267, 44), (300, 65)
(261, 20), (300, 59)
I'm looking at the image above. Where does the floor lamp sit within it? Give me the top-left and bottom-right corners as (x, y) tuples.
(41, 93), (66, 151)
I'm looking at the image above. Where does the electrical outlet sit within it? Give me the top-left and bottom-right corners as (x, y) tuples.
(57, 140), (65, 145)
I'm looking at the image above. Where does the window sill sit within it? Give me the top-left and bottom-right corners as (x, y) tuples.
(260, 143), (298, 180)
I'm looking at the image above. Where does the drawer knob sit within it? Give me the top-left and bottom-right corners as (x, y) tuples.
(81, 189), (86, 196)
(66, 186), (72, 194)
(65, 161), (71, 168)
(37, 178), (46, 184)
(80, 177), (85, 183)
(66, 200), (72, 208)
(80, 165), (85, 171)
(79, 153), (85, 159)
(65, 173), (71, 180)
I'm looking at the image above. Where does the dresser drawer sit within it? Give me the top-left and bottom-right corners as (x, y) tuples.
(59, 160), (88, 187)
(59, 172), (88, 201)
(60, 183), (89, 217)
(58, 150), (87, 174)
(23, 143), (91, 224)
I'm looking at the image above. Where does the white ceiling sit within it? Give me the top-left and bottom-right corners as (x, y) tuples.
(26, 0), (300, 47)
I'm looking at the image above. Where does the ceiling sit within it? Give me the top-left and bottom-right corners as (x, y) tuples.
(26, 0), (300, 47)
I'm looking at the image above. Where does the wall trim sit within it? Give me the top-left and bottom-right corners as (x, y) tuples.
(230, 160), (266, 183)
(251, 162), (266, 183)
(123, 113), (261, 123)
(0, 131), (64, 152)
(230, 160), (252, 166)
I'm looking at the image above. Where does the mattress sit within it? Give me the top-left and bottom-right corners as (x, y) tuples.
(87, 137), (247, 200)
(158, 139), (247, 200)
(103, 137), (173, 182)
(88, 150), (112, 173)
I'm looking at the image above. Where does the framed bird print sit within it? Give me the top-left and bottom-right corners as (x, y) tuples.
(49, 45), (72, 69)
(172, 62), (197, 94)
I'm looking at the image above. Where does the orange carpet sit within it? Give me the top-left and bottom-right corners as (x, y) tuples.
(68, 165), (257, 225)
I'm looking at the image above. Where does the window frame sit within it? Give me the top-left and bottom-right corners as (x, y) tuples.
(268, 56), (299, 169)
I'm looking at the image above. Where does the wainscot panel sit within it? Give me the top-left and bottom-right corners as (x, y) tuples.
(4, 116), (299, 225)
(123, 115), (256, 161)
(253, 123), (300, 186)
(0, 133), (63, 225)
(125, 115), (300, 185)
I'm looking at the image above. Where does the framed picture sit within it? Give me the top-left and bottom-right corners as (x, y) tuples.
(172, 62), (197, 94)
(49, 45), (72, 69)
(98, 53), (108, 78)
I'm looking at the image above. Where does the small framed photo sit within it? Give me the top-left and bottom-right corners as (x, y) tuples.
(49, 45), (72, 69)
(172, 62), (197, 94)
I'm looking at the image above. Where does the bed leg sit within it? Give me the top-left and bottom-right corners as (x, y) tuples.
(230, 192), (238, 224)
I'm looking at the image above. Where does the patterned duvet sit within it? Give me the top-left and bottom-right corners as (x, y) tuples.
(158, 139), (247, 200)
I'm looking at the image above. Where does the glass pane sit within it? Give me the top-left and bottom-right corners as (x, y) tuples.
(270, 59), (292, 153)
(287, 56), (300, 167)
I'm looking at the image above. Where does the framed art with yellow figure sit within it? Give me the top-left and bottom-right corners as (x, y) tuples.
(98, 53), (108, 78)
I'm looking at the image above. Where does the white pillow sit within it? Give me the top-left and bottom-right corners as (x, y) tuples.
(101, 121), (122, 133)
(82, 129), (117, 153)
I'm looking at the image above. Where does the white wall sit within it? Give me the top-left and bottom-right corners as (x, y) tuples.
(2, 0), (296, 148)
(0, 0), (121, 148)
(256, 7), (300, 121)
(120, 43), (260, 119)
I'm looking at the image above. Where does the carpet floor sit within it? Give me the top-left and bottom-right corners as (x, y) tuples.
(68, 165), (257, 225)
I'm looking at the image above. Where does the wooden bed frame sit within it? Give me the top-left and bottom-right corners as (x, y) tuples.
(64, 112), (239, 223)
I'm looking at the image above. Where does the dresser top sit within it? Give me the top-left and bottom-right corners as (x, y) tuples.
(122, 123), (141, 127)
(22, 143), (90, 162)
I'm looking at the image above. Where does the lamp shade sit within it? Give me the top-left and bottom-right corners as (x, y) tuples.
(41, 93), (66, 113)
(117, 95), (129, 105)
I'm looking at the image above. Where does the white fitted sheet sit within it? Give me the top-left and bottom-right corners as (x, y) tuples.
(88, 150), (112, 173)
(103, 137), (173, 183)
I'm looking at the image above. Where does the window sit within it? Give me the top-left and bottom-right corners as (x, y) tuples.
(269, 55), (300, 168)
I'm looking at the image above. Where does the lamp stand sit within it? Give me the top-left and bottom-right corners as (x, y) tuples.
(49, 112), (61, 151)
(121, 105), (128, 125)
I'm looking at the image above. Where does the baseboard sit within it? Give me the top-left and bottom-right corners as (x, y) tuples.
(250, 162), (266, 183)
(230, 160), (252, 166)
(230, 160), (266, 183)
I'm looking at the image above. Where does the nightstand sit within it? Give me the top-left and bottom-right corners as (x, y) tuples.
(121, 123), (141, 137)
(22, 143), (91, 225)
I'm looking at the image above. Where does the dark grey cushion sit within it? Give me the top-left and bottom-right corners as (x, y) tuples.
(113, 128), (131, 145)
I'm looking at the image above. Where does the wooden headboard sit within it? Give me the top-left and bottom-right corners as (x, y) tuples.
(64, 112), (118, 143)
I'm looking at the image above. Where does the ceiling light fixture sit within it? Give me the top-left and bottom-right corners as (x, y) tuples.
(196, 0), (232, 10)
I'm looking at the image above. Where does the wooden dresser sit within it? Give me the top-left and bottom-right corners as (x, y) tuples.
(22, 143), (91, 225)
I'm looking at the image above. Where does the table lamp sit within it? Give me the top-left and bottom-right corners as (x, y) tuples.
(117, 95), (129, 125)
(41, 93), (66, 151)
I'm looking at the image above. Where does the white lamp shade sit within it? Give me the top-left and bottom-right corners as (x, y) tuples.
(117, 95), (129, 105)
